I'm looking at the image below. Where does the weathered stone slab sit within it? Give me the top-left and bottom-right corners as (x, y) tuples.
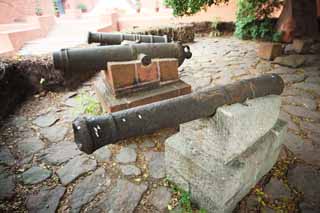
(120, 165), (141, 176)
(0, 147), (15, 166)
(180, 95), (281, 163)
(166, 119), (286, 212)
(257, 42), (283, 60)
(64, 97), (79, 108)
(282, 87), (315, 99)
(264, 178), (291, 199)
(92, 179), (147, 212)
(140, 139), (155, 148)
(165, 95), (286, 213)
(33, 112), (59, 128)
(288, 164), (320, 211)
(40, 141), (81, 165)
(92, 146), (111, 162)
(282, 105), (320, 121)
(21, 166), (52, 185)
(144, 151), (165, 179)
(300, 121), (320, 134)
(26, 186), (65, 213)
(70, 168), (110, 213)
(56, 155), (97, 185)
(149, 186), (172, 211)
(279, 111), (299, 132)
(305, 76), (320, 84)
(40, 125), (69, 143)
(273, 55), (306, 68)
(280, 74), (305, 85)
(284, 132), (304, 155)
(293, 82), (320, 96)
(17, 137), (45, 158)
(0, 172), (15, 199)
(292, 39), (313, 54)
(115, 147), (137, 164)
(281, 96), (317, 111)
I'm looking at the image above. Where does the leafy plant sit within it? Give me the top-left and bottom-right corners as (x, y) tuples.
(35, 7), (43, 16)
(164, 0), (229, 16)
(199, 208), (207, 213)
(235, 0), (283, 41)
(179, 190), (192, 212)
(74, 93), (102, 116)
(77, 3), (87, 11)
(168, 181), (208, 213)
(52, 0), (59, 14)
(211, 16), (221, 31)
(136, 0), (141, 8)
(164, 0), (283, 41)
(35, 0), (43, 16)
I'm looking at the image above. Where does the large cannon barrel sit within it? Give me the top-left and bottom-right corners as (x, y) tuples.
(73, 74), (284, 154)
(53, 42), (192, 74)
(87, 32), (170, 45)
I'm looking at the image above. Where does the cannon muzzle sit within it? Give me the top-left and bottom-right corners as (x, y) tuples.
(87, 32), (170, 45)
(73, 74), (284, 154)
(53, 42), (192, 75)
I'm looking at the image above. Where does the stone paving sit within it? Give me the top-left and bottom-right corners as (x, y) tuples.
(1, 36), (320, 212)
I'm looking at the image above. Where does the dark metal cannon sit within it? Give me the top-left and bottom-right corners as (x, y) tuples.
(53, 42), (192, 75)
(73, 74), (284, 154)
(87, 32), (170, 45)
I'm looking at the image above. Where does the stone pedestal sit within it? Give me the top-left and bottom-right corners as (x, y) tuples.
(257, 43), (283, 60)
(165, 95), (287, 212)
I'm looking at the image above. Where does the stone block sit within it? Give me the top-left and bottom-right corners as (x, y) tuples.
(178, 95), (281, 163)
(165, 95), (286, 213)
(293, 39), (313, 54)
(157, 58), (179, 82)
(257, 43), (283, 60)
(166, 120), (287, 212)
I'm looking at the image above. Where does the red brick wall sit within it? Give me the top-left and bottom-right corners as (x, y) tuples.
(0, 0), (55, 24)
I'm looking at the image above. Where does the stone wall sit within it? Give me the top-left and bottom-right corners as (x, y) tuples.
(0, 55), (96, 120)
(126, 21), (235, 43)
(0, 0), (55, 24)
(126, 24), (195, 43)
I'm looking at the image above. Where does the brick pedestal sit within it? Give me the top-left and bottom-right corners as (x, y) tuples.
(165, 95), (287, 212)
(95, 76), (191, 112)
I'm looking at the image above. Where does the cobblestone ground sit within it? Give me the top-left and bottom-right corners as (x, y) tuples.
(1, 37), (320, 212)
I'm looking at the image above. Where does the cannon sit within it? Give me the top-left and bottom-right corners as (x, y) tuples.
(73, 74), (284, 154)
(87, 32), (170, 45)
(53, 42), (192, 75)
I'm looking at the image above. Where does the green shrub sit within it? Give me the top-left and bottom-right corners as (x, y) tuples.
(74, 93), (102, 116)
(77, 3), (87, 11)
(164, 0), (229, 16)
(235, 0), (283, 41)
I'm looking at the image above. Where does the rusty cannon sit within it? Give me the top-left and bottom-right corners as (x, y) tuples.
(87, 32), (170, 45)
(53, 42), (192, 75)
(72, 74), (284, 154)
